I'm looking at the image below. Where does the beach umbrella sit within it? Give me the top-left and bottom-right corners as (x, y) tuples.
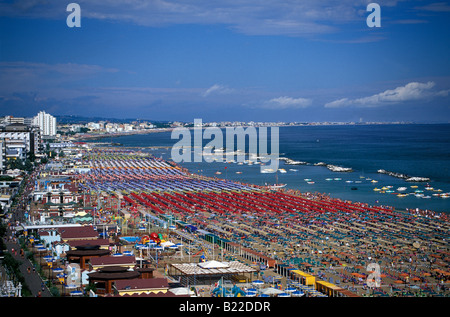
(292, 290), (305, 297)
(70, 290), (83, 296)
(170, 287), (195, 296)
(261, 287), (284, 296)
(285, 287), (297, 293)
(43, 255), (53, 262)
(252, 280), (264, 286)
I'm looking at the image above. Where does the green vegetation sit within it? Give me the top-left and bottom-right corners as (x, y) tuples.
(1, 253), (32, 297)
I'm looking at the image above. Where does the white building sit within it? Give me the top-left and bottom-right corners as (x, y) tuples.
(0, 124), (35, 160)
(0, 139), (4, 170)
(33, 111), (57, 136)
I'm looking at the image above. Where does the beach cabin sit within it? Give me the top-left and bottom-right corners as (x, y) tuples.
(315, 281), (359, 297)
(113, 278), (170, 296)
(291, 270), (316, 287)
(239, 247), (277, 268)
(89, 255), (136, 271)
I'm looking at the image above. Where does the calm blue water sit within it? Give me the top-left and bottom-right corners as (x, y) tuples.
(88, 124), (450, 213)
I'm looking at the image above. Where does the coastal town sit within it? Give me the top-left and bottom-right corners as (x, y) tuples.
(0, 111), (449, 299)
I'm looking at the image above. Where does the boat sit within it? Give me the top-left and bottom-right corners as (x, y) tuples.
(236, 172), (242, 174)
(307, 181), (315, 185)
(215, 171), (222, 175)
(371, 180), (378, 183)
(278, 169), (287, 173)
(267, 184), (287, 190)
(351, 187), (358, 190)
(397, 187), (407, 191)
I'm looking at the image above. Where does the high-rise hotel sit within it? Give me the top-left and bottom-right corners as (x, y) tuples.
(33, 111), (57, 137)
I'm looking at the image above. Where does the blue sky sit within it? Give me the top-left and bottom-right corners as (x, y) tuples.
(0, 0), (449, 122)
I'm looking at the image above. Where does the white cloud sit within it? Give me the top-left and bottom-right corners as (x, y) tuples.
(201, 84), (233, 97)
(263, 96), (312, 109)
(324, 98), (350, 108)
(324, 81), (449, 108)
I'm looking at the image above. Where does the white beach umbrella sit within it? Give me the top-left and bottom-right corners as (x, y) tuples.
(170, 287), (194, 296)
(261, 287), (284, 296)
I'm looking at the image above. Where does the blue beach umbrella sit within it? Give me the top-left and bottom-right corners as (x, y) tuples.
(292, 290), (305, 297)
(70, 290), (83, 296)
(285, 287), (297, 293)
(252, 280), (264, 286)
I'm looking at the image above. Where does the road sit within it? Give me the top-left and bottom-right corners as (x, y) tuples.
(3, 226), (52, 297)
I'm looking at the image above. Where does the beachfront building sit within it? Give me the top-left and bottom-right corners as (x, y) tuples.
(0, 123), (42, 160)
(169, 260), (257, 287)
(33, 111), (56, 137)
(0, 139), (4, 170)
(113, 278), (169, 296)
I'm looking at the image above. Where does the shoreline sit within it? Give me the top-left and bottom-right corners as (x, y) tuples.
(71, 127), (173, 142)
(76, 137), (449, 215)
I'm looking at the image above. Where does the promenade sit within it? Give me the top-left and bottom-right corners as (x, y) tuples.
(3, 228), (51, 297)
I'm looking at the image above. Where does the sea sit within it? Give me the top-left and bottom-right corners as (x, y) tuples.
(87, 124), (450, 213)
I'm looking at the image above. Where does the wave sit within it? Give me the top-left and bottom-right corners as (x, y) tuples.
(377, 169), (430, 182)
